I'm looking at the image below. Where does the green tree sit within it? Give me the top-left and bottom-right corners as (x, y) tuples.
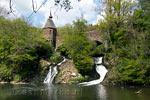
(98, 0), (150, 84)
(0, 18), (53, 81)
(98, 0), (136, 60)
(60, 18), (94, 75)
(73, 16), (87, 32)
(63, 31), (94, 75)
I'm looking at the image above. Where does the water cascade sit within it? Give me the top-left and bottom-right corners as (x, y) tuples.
(44, 57), (67, 84)
(79, 57), (108, 86)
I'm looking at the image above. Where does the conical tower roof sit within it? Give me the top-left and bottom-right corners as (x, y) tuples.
(44, 12), (56, 29)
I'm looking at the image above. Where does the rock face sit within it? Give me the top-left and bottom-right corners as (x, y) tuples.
(54, 60), (82, 84)
(40, 59), (51, 76)
(29, 59), (51, 83)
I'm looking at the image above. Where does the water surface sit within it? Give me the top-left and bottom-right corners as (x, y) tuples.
(0, 84), (150, 100)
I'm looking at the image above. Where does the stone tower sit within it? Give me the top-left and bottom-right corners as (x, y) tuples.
(43, 12), (57, 48)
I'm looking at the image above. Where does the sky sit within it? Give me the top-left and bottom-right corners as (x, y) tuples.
(0, 0), (103, 27)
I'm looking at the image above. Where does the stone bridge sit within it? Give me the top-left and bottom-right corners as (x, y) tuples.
(86, 30), (103, 44)
(56, 30), (104, 48)
(86, 30), (102, 42)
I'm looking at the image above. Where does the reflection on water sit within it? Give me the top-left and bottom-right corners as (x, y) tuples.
(45, 84), (83, 100)
(0, 84), (150, 100)
(97, 85), (107, 100)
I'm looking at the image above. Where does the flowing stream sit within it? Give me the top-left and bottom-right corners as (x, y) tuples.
(79, 57), (108, 86)
(44, 57), (67, 83)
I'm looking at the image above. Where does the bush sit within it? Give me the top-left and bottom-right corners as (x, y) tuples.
(92, 44), (105, 56)
(117, 58), (150, 84)
(56, 44), (71, 57)
(13, 74), (22, 81)
(50, 52), (63, 64)
(72, 76), (88, 83)
(0, 64), (13, 82)
(74, 54), (94, 75)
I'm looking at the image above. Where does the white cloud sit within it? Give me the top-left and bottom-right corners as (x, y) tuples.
(13, 0), (32, 14)
(93, 15), (101, 25)
(39, 0), (98, 27)
(92, 11), (105, 25)
(0, 0), (98, 27)
(0, 0), (9, 9)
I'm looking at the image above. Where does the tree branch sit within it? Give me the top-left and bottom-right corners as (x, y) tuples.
(8, 0), (16, 17)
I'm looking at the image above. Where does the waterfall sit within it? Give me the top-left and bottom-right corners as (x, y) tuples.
(79, 57), (108, 86)
(44, 57), (67, 84)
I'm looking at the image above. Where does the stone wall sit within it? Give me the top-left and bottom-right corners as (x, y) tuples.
(43, 28), (57, 47)
(56, 35), (63, 48)
(43, 28), (53, 41)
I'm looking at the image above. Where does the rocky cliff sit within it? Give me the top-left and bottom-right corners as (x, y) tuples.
(54, 60), (83, 84)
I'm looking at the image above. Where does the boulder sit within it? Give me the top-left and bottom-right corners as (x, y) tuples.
(55, 60), (82, 84)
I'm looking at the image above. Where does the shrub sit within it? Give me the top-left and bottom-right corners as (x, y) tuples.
(50, 52), (63, 64)
(117, 58), (150, 84)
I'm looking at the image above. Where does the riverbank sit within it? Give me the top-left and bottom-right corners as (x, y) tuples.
(0, 81), (28, 84)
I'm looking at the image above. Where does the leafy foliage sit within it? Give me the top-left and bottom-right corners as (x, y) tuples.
(117, 58), (150, 84)
(63, 31), (94, 74)
(58, 17), (97, 75)
(98, 0), (150, 84)
(50, 52), (63, 64)
(0, 18), (53, 81)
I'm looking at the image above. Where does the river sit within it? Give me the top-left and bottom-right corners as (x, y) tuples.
(0, 84), (150, 100)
